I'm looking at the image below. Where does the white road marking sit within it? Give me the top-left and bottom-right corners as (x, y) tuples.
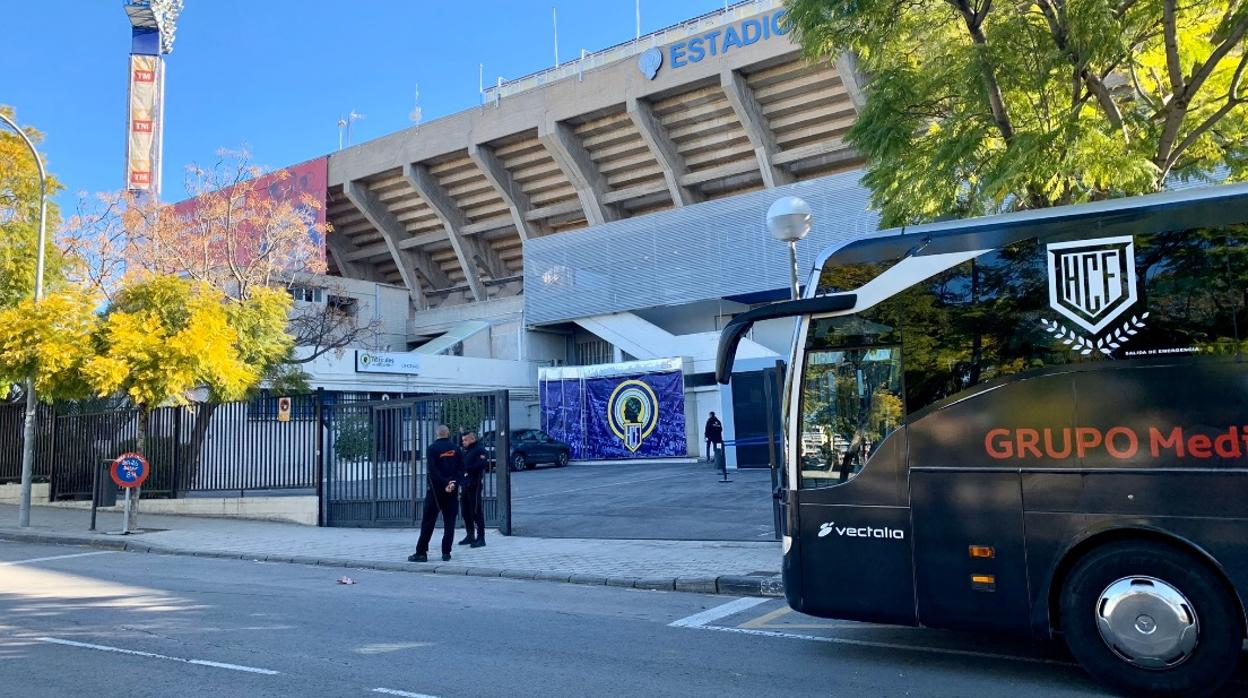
(681, 624), (1077, 667)
(1, 551), (116, 566)
(668, 597), (770, 628)
(372, 688), (441, 698)
(36, 637), (281, 675)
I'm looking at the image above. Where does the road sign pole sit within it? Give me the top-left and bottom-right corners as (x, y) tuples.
(90, 460), (100, 532)
(122, 487), (132, 535)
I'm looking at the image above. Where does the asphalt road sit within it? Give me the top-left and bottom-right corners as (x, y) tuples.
(0, 539), (1205, 698)
(511, 459), (776, 540)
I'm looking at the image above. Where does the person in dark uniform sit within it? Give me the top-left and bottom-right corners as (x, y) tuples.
(704, 411), (724, 461)
(458, 431), (488, 548)
(409, 425), (461, 563)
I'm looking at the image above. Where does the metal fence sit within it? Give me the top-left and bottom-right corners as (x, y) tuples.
(49, 396), (322, 500)
(323, 391), (511, 532)
(180, 397), (320, 493)
(53, 408), (161, 500)
(0, 402), (54, 484)
(3, 390), (515, 533)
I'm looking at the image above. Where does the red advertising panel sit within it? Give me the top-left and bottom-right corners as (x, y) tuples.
(168, 157), (329, 272)
(170, 157), (328, 227)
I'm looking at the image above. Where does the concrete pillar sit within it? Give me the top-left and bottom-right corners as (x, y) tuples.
(720, 68), (793, 189)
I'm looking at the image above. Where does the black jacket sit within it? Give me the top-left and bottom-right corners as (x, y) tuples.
(462, 443), (488, 486)
(425, 438), (462, 492)
(705, 417), (723, 442)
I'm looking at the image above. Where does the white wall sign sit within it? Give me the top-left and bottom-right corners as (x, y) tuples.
(355, 350), (420, 375)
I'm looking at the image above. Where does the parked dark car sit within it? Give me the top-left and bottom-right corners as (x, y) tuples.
(482, 429), (571, 471)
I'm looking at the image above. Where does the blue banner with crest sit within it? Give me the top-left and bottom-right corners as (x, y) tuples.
(541, 366), (686, 460)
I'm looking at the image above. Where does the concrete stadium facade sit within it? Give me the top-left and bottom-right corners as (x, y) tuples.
(270, 1), (880, 465)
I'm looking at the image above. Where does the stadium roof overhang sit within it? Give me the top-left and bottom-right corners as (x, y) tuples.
(323, 2), (869, 312)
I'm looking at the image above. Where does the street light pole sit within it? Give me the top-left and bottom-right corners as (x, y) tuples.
(0, 113), (49, 528)
(766, 195), (813, 300)
(787, 240), (800, 301)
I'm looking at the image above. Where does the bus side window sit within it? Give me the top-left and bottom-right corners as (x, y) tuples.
(798, 325), (903, 489)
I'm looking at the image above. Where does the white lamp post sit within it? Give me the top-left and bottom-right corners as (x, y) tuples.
(766, 195), (812, 300)
(0, 113), (49, 529)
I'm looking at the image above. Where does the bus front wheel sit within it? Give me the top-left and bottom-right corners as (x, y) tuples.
(1059, 541), (1241, 697)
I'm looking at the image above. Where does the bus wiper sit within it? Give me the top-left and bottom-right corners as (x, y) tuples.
(901, 234), (932, 260)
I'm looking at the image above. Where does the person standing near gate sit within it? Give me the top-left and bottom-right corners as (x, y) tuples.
(458, 431), (488, 548)
(704, 411), (724, 461)
(409, 425), (461, 563)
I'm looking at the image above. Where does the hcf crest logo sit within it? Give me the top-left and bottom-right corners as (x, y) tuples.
(1042, 235), (1147, 357)
(607, 379), (659, 452)
(637, 48), (663, 80)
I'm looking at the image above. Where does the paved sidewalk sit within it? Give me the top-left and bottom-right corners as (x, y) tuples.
(0, 504), (782, 596)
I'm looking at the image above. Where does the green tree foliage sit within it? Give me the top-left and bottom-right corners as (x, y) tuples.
(442, 397), (485, 436)
(0, 106), (64, 309)
(785, 0), (1248, 224)
(333, 415), (374, 461)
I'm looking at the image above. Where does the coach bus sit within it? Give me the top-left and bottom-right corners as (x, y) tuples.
(716, 184), (1248, 696)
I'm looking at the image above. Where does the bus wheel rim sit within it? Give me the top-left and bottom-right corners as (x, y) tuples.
(1094, 575), (1199, 670)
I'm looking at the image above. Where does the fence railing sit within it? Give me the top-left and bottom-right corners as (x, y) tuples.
(9, 394), (322, 501)
(4, 390), (515, 536)
(0, 402), (54, 485)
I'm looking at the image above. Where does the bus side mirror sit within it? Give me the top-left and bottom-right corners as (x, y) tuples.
(715, 294), (858, 385)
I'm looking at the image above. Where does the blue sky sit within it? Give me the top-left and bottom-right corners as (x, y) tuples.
(5, 0), (722, 206)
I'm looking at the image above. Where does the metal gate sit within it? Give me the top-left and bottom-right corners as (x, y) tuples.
(322, 391), (511, 532)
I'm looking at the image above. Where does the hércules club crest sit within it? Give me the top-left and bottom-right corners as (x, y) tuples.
(1041, 235), (1148, 356)
(606, 379), (660, 452)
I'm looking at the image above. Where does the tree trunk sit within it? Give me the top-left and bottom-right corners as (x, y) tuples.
(952, 0), (1015, 143)
(128, 409), (147, 531)
(183, 402), (218, 492)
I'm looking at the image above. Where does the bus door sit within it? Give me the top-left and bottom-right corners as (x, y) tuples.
(904, 375), (1074, 633)
(793, 316), (915, 625)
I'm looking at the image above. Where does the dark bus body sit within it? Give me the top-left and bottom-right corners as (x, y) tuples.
(717, 184), (1248, 696)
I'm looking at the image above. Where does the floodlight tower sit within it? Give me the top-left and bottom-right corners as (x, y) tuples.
(123, 0), (183, 200)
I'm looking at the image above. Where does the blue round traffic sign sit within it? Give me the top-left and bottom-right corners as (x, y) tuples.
(110, 452), (150, 489)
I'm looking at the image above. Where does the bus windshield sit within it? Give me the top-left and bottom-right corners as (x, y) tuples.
(798, 316), (904, 489)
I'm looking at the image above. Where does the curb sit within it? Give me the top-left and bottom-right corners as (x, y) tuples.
(0, 529), (784, 599)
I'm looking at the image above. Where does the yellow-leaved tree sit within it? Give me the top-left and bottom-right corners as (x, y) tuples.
(62, 151), (371, 484)
(79, 274), (290, 529)
(0, 292), (99, 402)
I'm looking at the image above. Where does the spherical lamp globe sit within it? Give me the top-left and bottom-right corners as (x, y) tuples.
(766, 196), (812, 243)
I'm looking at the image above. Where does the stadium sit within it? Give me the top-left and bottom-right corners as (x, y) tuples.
(224, 0), (881, 466)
